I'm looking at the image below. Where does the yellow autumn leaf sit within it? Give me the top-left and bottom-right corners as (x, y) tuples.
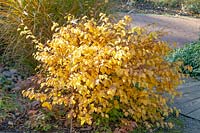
(42, 102), (52, 110)
(186, 65), (193, 72)
(80, 119), (86, 125)
(141, 99), (148, 106)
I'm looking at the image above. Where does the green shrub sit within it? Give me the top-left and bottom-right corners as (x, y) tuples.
(155, 0), (200, 14)
(0, 0), (113, 74)
(22, 14), (183, 131)
(167, 41), (200, 77)
(133, 0), (200, 14)
(0, 90), (22, 124)
(183, 0), (200, 14)
(152, 0), (183, 8)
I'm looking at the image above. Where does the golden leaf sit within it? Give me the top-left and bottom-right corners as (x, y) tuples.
(42, 102), (52, 110)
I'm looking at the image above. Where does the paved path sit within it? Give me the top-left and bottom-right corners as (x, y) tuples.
(174, 79), (200, 121)
(129, 14), (200, 47)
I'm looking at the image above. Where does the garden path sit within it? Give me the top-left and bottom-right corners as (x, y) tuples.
(174, 79), (200, 121)
(129, 14), (200, 48)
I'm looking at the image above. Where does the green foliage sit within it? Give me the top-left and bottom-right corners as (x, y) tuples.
(154, 113), (184, 133)
(183, 0), (200, 14)
(0, 0), (113, 73)
(93, 108), (124, 131)
(0, 75), (12, 91)
(167, 41), (200, 77)
(155, 0), (200, 14)
(0, 90), (21, 123)
(129, 0), (200, 14)
(152, 0), (183, 8)
(25, 110), (52, 131)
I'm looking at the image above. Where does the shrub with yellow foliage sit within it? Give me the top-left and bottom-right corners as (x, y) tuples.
(0, 0), (113, 73)
(22, 14), (183, 130)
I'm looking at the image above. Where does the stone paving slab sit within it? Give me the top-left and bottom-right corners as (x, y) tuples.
(174, 79), (200, 120)
(178, 84), (200, 94)
(176, 98), (200, 115)
(187, 109), (200, 120)
(178, 80), (200, 89)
